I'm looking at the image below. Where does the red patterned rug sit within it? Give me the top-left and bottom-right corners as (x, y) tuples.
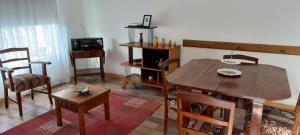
(2, 93), (161, 135)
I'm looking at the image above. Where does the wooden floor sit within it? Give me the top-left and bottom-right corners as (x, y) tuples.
(0, 75), (245, 135)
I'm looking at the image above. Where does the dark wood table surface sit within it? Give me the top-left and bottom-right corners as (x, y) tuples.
(167, 59), (291, 135)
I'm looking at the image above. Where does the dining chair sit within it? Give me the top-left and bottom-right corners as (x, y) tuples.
(244, 93), (300, 135)
(177, 91), (242, 135)
(221, 54), (259, 119)
(223, 54), (258, 64)
(160, 58), (207, 134)
(0, 48), (53, 117)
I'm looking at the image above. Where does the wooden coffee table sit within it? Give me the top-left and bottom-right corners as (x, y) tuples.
(52, 85), (111, 135)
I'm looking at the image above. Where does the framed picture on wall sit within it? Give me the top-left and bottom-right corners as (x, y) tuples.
(142, 15), (152, 27)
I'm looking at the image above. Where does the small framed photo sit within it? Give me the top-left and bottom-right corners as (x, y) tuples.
(142, 15), (152, 27)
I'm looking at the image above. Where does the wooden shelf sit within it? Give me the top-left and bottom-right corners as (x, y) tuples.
(120, 61), (162, 72)
(120, 42), (180, 50)
(123, 74), (163, 89)
(125, 26), (157, 29)
(120, 61), (142, 68)
(76, 68), (101, 76)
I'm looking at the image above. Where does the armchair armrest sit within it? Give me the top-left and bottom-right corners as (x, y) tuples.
(159, 58), (180, 70)
(0, 67), (14, 73)
(29, 61), (52, 65)
(0, 67), (14, 89)
(29, 61), (51, 76)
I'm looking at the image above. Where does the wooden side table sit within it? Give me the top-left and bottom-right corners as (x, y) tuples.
(70, 50), (105, 84)
(52, 85), (111, 135)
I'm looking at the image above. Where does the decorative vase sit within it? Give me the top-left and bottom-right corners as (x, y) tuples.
(161, 38), (165, 48)
(139, 33), (143, 44)
(168, 40), (172, 48)
(153, 36), (158, 47)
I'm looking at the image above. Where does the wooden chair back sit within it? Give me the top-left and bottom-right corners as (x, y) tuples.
(159, 58), (180, 90)
(223, 54), (258, 64)
(292, 93), (300, 135)
(177, 91), (236, 135)
(0, 48), (32, 80)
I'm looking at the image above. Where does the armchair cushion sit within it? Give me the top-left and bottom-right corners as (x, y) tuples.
(4, 73), (49, 92)
(187, 122), (243, 135)
(245, 105), (295, 135)
(167, 90), (207, 113)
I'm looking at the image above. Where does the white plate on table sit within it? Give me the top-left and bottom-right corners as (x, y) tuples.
(217, 68), (242, 77)
(221, 59), (241, 65)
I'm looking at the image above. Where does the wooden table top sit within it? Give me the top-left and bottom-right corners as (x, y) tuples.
(167, 59), (291, 101)
(52, 85), (111, 105)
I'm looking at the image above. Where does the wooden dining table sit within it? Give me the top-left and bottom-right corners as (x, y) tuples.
(166, 59), (291, 135)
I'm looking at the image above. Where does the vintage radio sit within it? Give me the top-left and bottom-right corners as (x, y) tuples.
(71, 38), (103, 51)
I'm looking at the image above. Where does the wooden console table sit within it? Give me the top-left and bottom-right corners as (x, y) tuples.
(70, 50), (105, 84)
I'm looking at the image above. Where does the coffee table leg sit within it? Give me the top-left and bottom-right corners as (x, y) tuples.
(79, 108), (85, 135)
(55, 100), (62, 126)
(104, 97), (110, 120)
(249, 100), (264, 135)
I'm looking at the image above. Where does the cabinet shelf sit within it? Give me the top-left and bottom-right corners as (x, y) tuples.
(123, 74), (163, 89)
(125, 26), (157, 29)
(77, 68), (102, 76)
(120, 42), (180, 50)
(120, 61), (162, 72)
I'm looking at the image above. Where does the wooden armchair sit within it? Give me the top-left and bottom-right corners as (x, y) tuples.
(223, 54), (258, 64)
(0, 48), (53, 117)
(160, 58), (208, 134)
(244, 93), (300, 135)
(221, 54), (259, 119)
(177, 91), (238, 135)
(159, 58), (180, 134)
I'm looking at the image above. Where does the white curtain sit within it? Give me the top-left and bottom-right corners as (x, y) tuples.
(0, 0), (71, 97)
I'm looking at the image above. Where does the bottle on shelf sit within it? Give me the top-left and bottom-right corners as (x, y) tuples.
(139, 33), (143, 44)
(161, 38), (165, 48)
(153, 36), (158, 47)
(168, 40), (172, 48)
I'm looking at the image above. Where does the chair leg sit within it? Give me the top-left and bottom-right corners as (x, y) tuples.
(244, 127), (250, 135)
(4, 87), (9, 108)
(31, 88), (34, 100)
(16, 92), (23, 117)
(46, 81), (53, 105)
(164, 91), (169, 134)
(220, 108), (224, 118)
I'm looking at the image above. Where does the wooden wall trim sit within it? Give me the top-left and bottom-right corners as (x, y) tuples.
(183, 39), (300, 55)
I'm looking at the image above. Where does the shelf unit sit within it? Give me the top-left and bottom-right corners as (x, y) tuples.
(120, 42), (180, 89)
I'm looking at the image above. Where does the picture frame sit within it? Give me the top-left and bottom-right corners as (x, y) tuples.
(142, 15), (152, 27)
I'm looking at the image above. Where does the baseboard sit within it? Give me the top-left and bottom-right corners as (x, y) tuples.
(105, 72), (124, 79)
(264, 100), (295, 111)
(69, 72), (124, 80)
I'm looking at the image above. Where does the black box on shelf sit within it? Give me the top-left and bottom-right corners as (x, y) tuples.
(71, 38), (103, 51)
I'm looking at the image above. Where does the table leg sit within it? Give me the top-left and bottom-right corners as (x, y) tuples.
(55, 100), (62, 126)
(104, 97), (110, 120)
(249, 100), (264, 135)
(78, 108), (85, 135)
(73, 58), (78, 85)
(100, 57), (105, 81)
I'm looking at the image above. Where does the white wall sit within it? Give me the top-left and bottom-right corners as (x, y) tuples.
(80, 0), (300, 105)
(60, 0), (89, 69)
